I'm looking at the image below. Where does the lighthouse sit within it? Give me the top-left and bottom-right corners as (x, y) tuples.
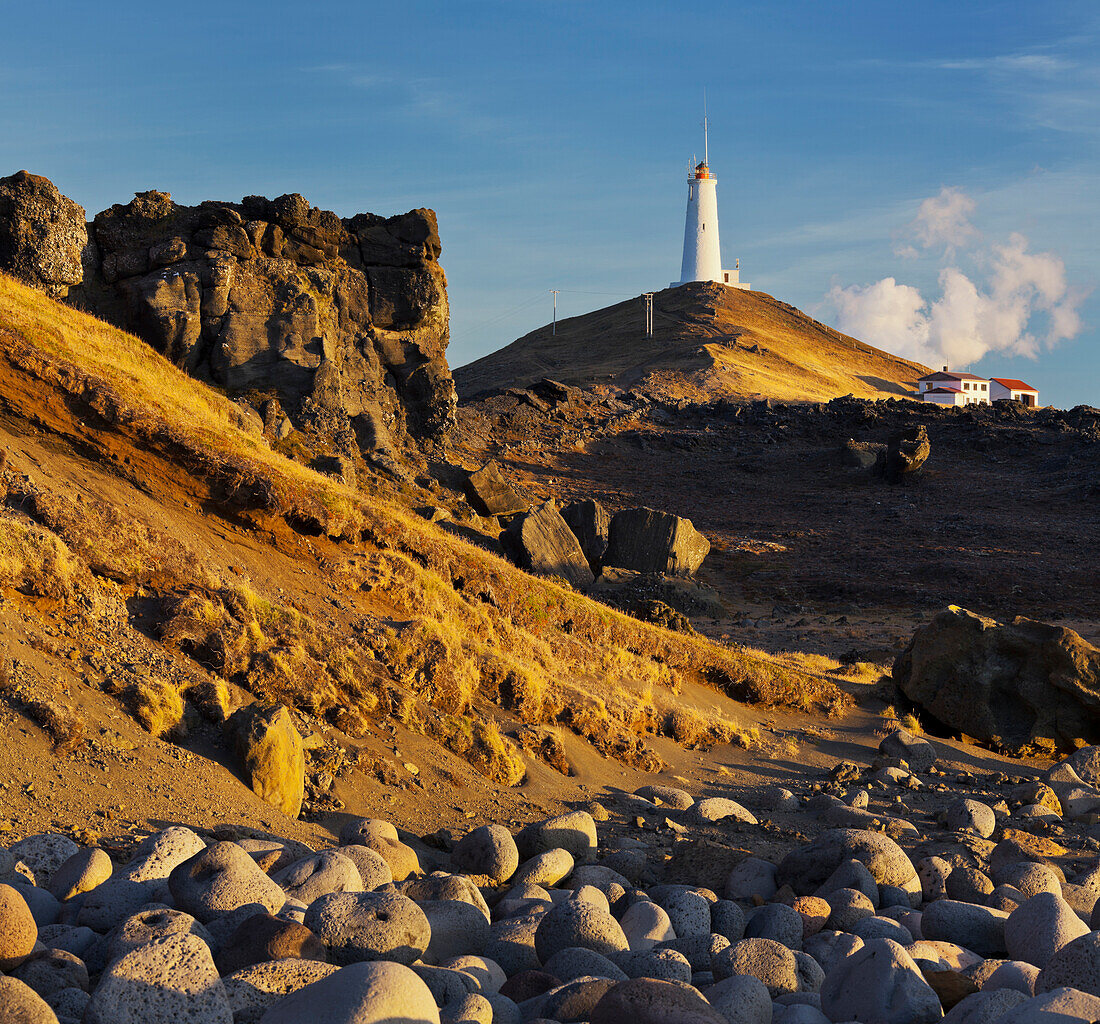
(672, 114), (749, 289)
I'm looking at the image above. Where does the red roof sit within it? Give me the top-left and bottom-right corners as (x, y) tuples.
(918, 370), (988, 382)
(991, 378), (1037, 392)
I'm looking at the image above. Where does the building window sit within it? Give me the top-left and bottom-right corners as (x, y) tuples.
(981, 383), (987, 391)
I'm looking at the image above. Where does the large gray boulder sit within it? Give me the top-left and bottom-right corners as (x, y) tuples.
(464, 461), (527, 516)
(229, 705), (305, 820)
(820, 937), (942, 1024)
(603, 507), (710, 577)
(0, 171), (87, 298)
(504, 500), (595, 589)
(561, 499), (610, 572)
(894, 606), (1100, 748)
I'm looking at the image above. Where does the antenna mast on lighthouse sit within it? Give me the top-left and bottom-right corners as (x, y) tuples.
(703, 89), (709, 167)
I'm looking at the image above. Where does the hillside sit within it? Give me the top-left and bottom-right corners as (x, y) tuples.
(454, 281), (930, 403)
(0, 272), (863, 847)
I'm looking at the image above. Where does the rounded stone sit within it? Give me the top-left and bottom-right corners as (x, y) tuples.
(980, 959), (1039, 996)
(223, 959), (340, 1024)
(441, 992), (493, 1024)
(850, 914), (914, 945)
(420, 899), (490, 964)
(438, 954), (507, 993)
(711, 900), (747, 943)
(661, 890), (711, 938)
(940, 989), (1029, 1023)
(804, 930), (863, 976)
(621, 901), (676, 951)
(590, 977), (727, 1024)
(484, 912), (543, 975)
(9, 834), (80, 889)
(778, 829), (919, 905)
(946, 799), (997, 839)
(714, 938), (799, 995)
(273, 851), (363, 905)
(169, 843), (285, 923)
(692, 798), (757, 825)
(255, 960), (440, 1024)
(451, 825), (519, 884)
(124, 828), (207, 883)
(635, 785), (694, 810)
(921, 900), (1010, 959)
(0, 976), (59, 1024)
(610, 947), (692, 983)
(794, 949), (826, 993)
(48, 848), (112, 902)
(705, 973), (772, 1024)
(85, 932), (231, 1024)
(11, 946), (89, 1002)
(304, 891), (430, 966)
(820, 937), (941, 1024)
(997, 861), (1062, 900)
(543, 945), (628, 982)
(1005, 892), (1089, 968)
(334, 848), (392, 892)
(541, 976), (618, 1020)
(107, 907), (214, 965)
(878, 729), (936, 772)
(945, 866), (995, 904)
(402, 874), (490, 921)
(992, 987), (1100, 1023)
(215, 912), (327, 975)
(825, 887), (876, 932)
(512, 849), (574, 889)
(817, 858), (880, 906)
(534, 898), (629, 962)
(1036, 930), (1100, 995)
(0, 884), (38, 969)
(744, 902), (803, 949)
(791, 896), (831, 939)
(516, 812), (598, 865)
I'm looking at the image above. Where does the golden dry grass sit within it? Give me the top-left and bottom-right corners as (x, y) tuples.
(0, 514), (80, 599)
(0, 275), (857, 779)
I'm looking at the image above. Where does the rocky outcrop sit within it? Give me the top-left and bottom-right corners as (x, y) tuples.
(603, 507), (710, 577)
(878, 424), (930, 482)
(894, 606), (1100, 749)
(0, 172), (88, 298)
(465, 461), (528, 516)
(0, 173), (456, 460)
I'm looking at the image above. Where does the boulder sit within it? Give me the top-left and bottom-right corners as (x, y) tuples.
(450, 825), (520, 883)
(85, 932), (231, 1024)
(229, 704), (305, 818)
(894, 606), (1100, 748)
(561, 499), (610, 572)
(878, 729), (937, 773)
(776, 829), (920, 904)
(504, 500), (594, 588)
(255, 960), (440, 1024)
(465, 461), (527, 516)
(303, 891), (430, 966)
(0, 976), (60, 1024)
(168, 842), (286, 923)
(820, 937), (941, 1024)
(0, 884), (38, 969)
(590, 977), (727, 1024)
(0, 171), (87, 298)
(215, 913), (327, 975)
(222, 959), (339, 1024)
(603, 507), (710, 577)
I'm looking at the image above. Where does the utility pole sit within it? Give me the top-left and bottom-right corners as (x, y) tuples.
(550, 290), (560, 336)
(643, 292), (654, 337)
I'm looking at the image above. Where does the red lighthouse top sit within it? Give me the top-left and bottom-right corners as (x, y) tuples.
(694, 161), (712, 180)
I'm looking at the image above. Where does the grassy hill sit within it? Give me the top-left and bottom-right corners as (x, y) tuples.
(0, 273), (861, 843)
(455, 281), (930, 403)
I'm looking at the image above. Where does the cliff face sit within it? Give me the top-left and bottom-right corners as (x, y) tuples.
(0, 171), (455, 460)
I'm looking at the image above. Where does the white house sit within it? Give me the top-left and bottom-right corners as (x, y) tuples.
(990, 377), (1040, 407)
(916, 368), (991, 406)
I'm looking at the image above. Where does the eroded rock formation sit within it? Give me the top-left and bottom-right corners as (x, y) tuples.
(0, 172), (456, 463)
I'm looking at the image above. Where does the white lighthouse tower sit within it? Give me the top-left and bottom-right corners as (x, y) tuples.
(672, 113), (749, 289)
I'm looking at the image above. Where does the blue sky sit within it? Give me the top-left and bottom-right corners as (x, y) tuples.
(2, 1), (1097, 406)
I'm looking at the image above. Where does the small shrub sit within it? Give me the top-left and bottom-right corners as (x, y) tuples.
(120, 678), (184, 738)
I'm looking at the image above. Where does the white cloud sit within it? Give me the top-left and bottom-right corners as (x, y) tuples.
(827, 193), (1084, 368)
(906, 186), (978, 254)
